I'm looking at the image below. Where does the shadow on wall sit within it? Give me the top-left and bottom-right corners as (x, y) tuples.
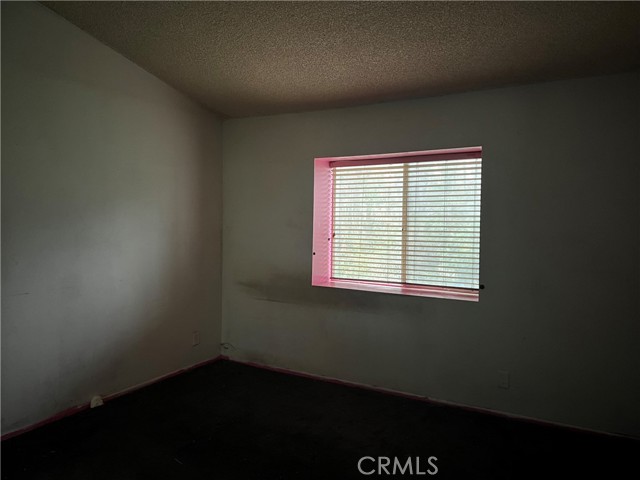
(1, 101), (222, 435)
(235, 269), (464, 316)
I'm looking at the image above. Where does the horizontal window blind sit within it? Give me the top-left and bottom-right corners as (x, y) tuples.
(331, 157), (482, 290)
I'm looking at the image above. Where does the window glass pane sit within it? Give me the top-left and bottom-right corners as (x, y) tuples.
(405, 159), (481, 289)
(331, 157), (482, 290)
(332, 164), (403, 283)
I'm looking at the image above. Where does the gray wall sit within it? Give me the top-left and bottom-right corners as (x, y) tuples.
(222, 73), (640, 437)
(2, 3), (222, 435)
(2, 1), (638, 441)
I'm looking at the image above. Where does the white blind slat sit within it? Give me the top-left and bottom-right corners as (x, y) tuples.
(331, 157), (481, 290)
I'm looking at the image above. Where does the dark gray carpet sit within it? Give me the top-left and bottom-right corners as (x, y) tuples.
(2, 360), (637, 479)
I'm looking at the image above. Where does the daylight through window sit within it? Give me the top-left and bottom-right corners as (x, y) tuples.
(312, 147), (482, 301)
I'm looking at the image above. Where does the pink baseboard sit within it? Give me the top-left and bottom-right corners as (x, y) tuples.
(3, 354), (634, 442)
(222, 356), (636, 441)
(1, 355), (224, 441)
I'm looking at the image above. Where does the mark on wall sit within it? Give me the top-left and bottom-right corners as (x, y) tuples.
(237, 272), (430, 314)
(238, 272), (376, 310)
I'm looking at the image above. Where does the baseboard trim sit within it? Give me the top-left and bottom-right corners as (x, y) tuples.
(1, 355), (224, 441)
(222, 355), (637, 441)
(3, 354), (635, 442)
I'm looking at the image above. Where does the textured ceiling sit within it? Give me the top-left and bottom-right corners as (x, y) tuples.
(43, 1), (640, 118)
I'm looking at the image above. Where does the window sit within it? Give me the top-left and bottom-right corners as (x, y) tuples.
(312, 147), (482, 301)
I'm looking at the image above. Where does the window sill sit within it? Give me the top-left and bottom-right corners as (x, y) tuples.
(313, 279), (479, 302)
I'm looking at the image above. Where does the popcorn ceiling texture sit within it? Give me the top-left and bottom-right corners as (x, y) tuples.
(44, 1), (640, 118)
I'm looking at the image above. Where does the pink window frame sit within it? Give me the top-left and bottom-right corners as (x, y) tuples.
(312, 146), (482, 302)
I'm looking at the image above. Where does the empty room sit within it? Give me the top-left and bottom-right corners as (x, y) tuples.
(1, 1), (639, 478)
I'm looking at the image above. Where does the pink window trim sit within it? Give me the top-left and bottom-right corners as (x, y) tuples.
(320, 146), (482, 168)
(315, 279), (479, 302)
(311, 146), (482, 301)
(311, 157), (333, 286)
